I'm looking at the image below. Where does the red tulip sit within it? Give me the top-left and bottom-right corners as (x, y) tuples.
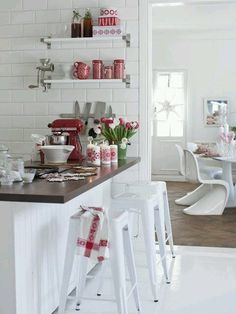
(119, 117), (125, 126)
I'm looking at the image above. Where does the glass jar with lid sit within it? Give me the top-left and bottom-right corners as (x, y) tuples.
(0, 144), (9, 168)
(11, 157), (24, 178)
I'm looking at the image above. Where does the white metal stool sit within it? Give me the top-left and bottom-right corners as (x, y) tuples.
(58, 209), (141, 314)
(111, 181), (175, 302)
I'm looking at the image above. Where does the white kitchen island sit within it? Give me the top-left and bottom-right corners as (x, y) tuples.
(0, 158), (140, 314)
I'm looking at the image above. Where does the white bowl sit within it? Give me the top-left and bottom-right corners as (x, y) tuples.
(41, 145), (74, 164)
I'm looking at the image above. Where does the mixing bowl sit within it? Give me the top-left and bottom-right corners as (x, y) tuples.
(41, 145), (74, 164)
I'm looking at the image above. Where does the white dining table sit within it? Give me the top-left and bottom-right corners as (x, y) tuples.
(213, 156), (236, 207)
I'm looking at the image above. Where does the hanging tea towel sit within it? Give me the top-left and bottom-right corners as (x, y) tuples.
(76, 206), (109, 262)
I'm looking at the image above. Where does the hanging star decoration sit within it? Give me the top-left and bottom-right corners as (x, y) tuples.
(155, 99), (183, 119)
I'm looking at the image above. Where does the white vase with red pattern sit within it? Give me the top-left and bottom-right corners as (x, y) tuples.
(91, 143), (101, 166)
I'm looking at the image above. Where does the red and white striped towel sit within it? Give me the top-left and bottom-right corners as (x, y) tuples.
(76, 206), (109, 262)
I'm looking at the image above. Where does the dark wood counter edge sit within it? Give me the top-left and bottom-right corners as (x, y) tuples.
(0, 157), (140, 204)
(64, 157), (140, 203)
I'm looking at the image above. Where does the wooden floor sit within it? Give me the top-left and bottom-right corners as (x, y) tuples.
(167, 181), (236, 248)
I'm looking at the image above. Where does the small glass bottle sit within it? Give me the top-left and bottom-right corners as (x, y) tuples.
(71, 9), (82, 38)
(83, 8), (93, 37)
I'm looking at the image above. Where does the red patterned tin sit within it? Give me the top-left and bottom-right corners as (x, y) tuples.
(92, 60), (103, 79)
(114, 59), (125, 79)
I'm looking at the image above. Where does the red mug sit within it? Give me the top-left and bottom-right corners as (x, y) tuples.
(73, 62), (90, 80)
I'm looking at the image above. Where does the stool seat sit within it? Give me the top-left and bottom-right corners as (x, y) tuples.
(111, 181), (175, 302)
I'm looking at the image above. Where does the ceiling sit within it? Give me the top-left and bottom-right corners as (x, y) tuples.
(152, 3), (236, 30)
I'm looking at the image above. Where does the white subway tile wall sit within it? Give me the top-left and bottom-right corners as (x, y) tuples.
(0, 0), (140, 181)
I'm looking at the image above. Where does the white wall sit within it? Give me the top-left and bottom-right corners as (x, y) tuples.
(152, 29), (236, 142)
(0, 0), (140, 181)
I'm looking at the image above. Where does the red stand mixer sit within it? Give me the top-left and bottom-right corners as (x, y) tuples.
(48, 119), (84, 161)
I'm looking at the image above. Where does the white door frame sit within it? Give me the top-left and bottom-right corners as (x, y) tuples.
(139, 0), (236, 181)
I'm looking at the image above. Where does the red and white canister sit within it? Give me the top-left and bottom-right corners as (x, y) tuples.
(110, 144), (118, 163)
(101, 143), (111, 165)
(92, 60), (103, 79)
(114, 59), (125, 79)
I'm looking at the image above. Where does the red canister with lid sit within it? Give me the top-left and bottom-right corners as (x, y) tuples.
(113, 59), (125, 79)
(92, 60), (103, 79)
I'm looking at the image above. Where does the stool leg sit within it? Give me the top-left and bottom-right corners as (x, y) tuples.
(75, 255), (88, 310)
(110, 222), (128, 314)
(163, 189), (175, 258)
(58, 219), (78, 314)
(141, 205), (159, 302)
(96, 261), (107, 296)
(154, 202), (170, 284)
(123, 226), (141, 312)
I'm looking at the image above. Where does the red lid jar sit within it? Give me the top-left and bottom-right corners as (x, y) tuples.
(113, 59), (125, 79)
(92, 60), (103, 79)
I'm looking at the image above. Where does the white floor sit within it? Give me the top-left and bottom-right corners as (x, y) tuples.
(64, 241), (236, 314)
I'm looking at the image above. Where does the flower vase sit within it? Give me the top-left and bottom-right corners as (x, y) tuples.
(118, 143), (127, 160)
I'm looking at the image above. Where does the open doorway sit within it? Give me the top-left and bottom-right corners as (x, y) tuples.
(139, 0), (236, 248)
(152, 70), (187, 181)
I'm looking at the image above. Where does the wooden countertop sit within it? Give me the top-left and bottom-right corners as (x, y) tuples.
(0, 157), (140, 204)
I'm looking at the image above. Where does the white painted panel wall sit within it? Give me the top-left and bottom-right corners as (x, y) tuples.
(0, 181), (110, 314)
(153, 29), (236, 143)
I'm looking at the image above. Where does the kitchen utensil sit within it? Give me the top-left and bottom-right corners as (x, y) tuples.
(93, 101), (106, 120)
(107, 105), (113, 117)
(41, 145), (75, 164)
(22, 169), (36, 183)
(80, 102), (92, 135)
(60, 101), (81, 119)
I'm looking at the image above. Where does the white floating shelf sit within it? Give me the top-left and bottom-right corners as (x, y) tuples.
(43, 75), (130, 88)
(41, 34), (130, 48)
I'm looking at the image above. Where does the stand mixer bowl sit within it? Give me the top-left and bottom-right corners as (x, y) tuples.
(46, 133), (69, 145)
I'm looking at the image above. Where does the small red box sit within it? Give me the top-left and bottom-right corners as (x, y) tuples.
(98, 17), (120, 26)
